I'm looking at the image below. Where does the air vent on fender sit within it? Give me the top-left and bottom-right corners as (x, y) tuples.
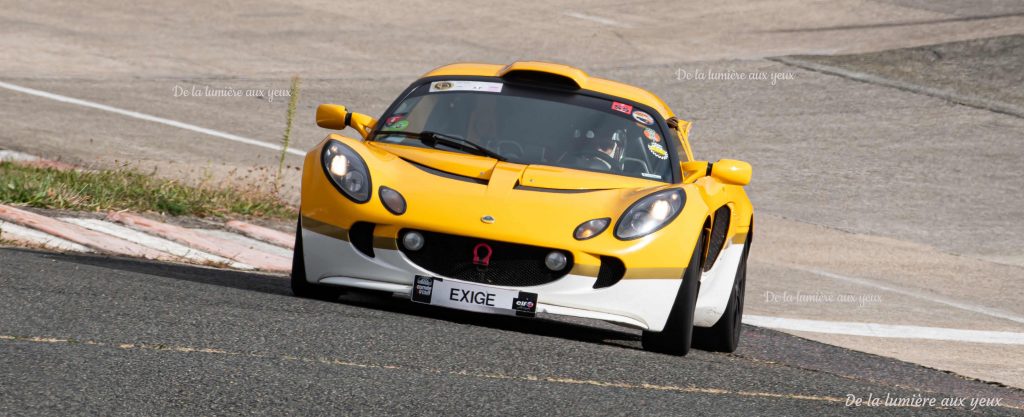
(703, 205), (731, 272)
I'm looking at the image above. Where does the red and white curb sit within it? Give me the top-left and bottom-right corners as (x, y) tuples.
(0, 205), (176, 261)
(0, 149), (80, 170)
(226, 220), (294, 249)
(0, 220), (91, 253)
(60, 217), (252, 270)
(0, 204), (292, 272)
(0, 150), (40, 162)
(107, 212), (291, 271)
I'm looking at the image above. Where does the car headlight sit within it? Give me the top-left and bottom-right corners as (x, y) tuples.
(614, 189), (685, 240)
(322, 140), (371, 203)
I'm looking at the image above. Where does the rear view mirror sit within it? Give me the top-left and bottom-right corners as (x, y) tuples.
(316, 104), (377, 139)
(710, 159), (752, 186)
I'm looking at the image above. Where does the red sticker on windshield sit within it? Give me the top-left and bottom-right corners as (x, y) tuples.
(643, 127), (661, 142)
(611, 102), (633, 114)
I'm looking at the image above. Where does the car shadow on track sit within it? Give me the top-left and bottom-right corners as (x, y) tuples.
(35, 249), (644, 350)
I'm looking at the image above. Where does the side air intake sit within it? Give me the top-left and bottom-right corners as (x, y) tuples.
(349, 222), (376, 258)
(593, 256), (625, 289)
(703, 205), (731, 272)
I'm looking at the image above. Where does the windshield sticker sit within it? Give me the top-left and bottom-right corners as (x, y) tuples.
(641, 172), (663, 179)
(611, 101), (633, 114)
(385, 115), (405, 125)
(382, 119), (408, 131)
(633, 110), (654, 125)
(643, 127), (661, 142)
(647, 142), (669, 160)
(429, 81), (503, 93)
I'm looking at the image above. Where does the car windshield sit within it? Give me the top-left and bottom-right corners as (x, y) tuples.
(372, 80), (675, 182)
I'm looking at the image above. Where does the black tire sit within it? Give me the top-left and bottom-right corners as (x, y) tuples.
(641, 234), (704, 356)
(692, 228), (752, 353)
(291, 217), (344, 301)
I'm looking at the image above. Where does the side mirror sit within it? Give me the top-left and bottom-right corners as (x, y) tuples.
(710, 159), (752, 186)
(316, 103), (377, 139)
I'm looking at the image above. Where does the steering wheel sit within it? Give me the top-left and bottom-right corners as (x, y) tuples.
(575, 150), (616, 171)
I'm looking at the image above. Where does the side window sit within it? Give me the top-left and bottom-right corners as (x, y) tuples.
(668, 127), (687, 162)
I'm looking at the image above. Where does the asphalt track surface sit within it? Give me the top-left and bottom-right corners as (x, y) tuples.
(4, 0), (1024, 414)
(2, 248), (1022, 416)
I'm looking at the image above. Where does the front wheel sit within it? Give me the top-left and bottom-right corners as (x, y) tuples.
(291, 217), (344, 301)
(641, 234), (704, 356)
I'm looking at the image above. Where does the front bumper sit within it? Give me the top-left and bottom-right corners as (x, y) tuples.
(301, 226), (682, 331)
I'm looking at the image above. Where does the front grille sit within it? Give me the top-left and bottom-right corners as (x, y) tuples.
(399, 229), (572, 287)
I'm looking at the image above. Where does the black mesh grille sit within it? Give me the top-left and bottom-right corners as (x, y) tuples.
(704, 206), (731, 272)
(399, 230), (572, 287)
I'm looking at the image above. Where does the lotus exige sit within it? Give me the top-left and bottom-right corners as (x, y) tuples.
(293, 61), (753, 355)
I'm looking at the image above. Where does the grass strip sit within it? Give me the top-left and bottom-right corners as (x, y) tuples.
(0, 162), (295, 219)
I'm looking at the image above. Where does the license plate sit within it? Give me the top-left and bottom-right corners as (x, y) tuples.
(411, 276), (537, 317)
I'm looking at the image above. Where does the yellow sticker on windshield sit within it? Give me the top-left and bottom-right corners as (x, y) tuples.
(648, 142), (669, 160)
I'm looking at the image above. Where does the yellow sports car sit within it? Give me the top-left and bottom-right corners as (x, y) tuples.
(293, 61), (753, 355)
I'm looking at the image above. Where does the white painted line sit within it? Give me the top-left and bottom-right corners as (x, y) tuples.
(744, 315), (1024, 345)
(0, 81), (305, 157)
(0, 150), (40, 162)
(778, 263), (1024, 326)
(60, 218), (253, 270)
(195, 229), (293, 259)
(563, 12), (631, 28)
(0, 220), (92, 253)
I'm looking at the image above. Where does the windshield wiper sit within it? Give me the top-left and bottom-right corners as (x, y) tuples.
(421, 131), (507, 162)
(378, 130), (506, 162)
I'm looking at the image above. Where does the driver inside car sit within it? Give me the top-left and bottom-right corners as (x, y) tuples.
(570, 128), (624, 171)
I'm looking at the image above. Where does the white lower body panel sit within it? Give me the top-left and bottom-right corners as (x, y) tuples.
(301, 229), (688, 331)
(693, 243), (745, 327)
